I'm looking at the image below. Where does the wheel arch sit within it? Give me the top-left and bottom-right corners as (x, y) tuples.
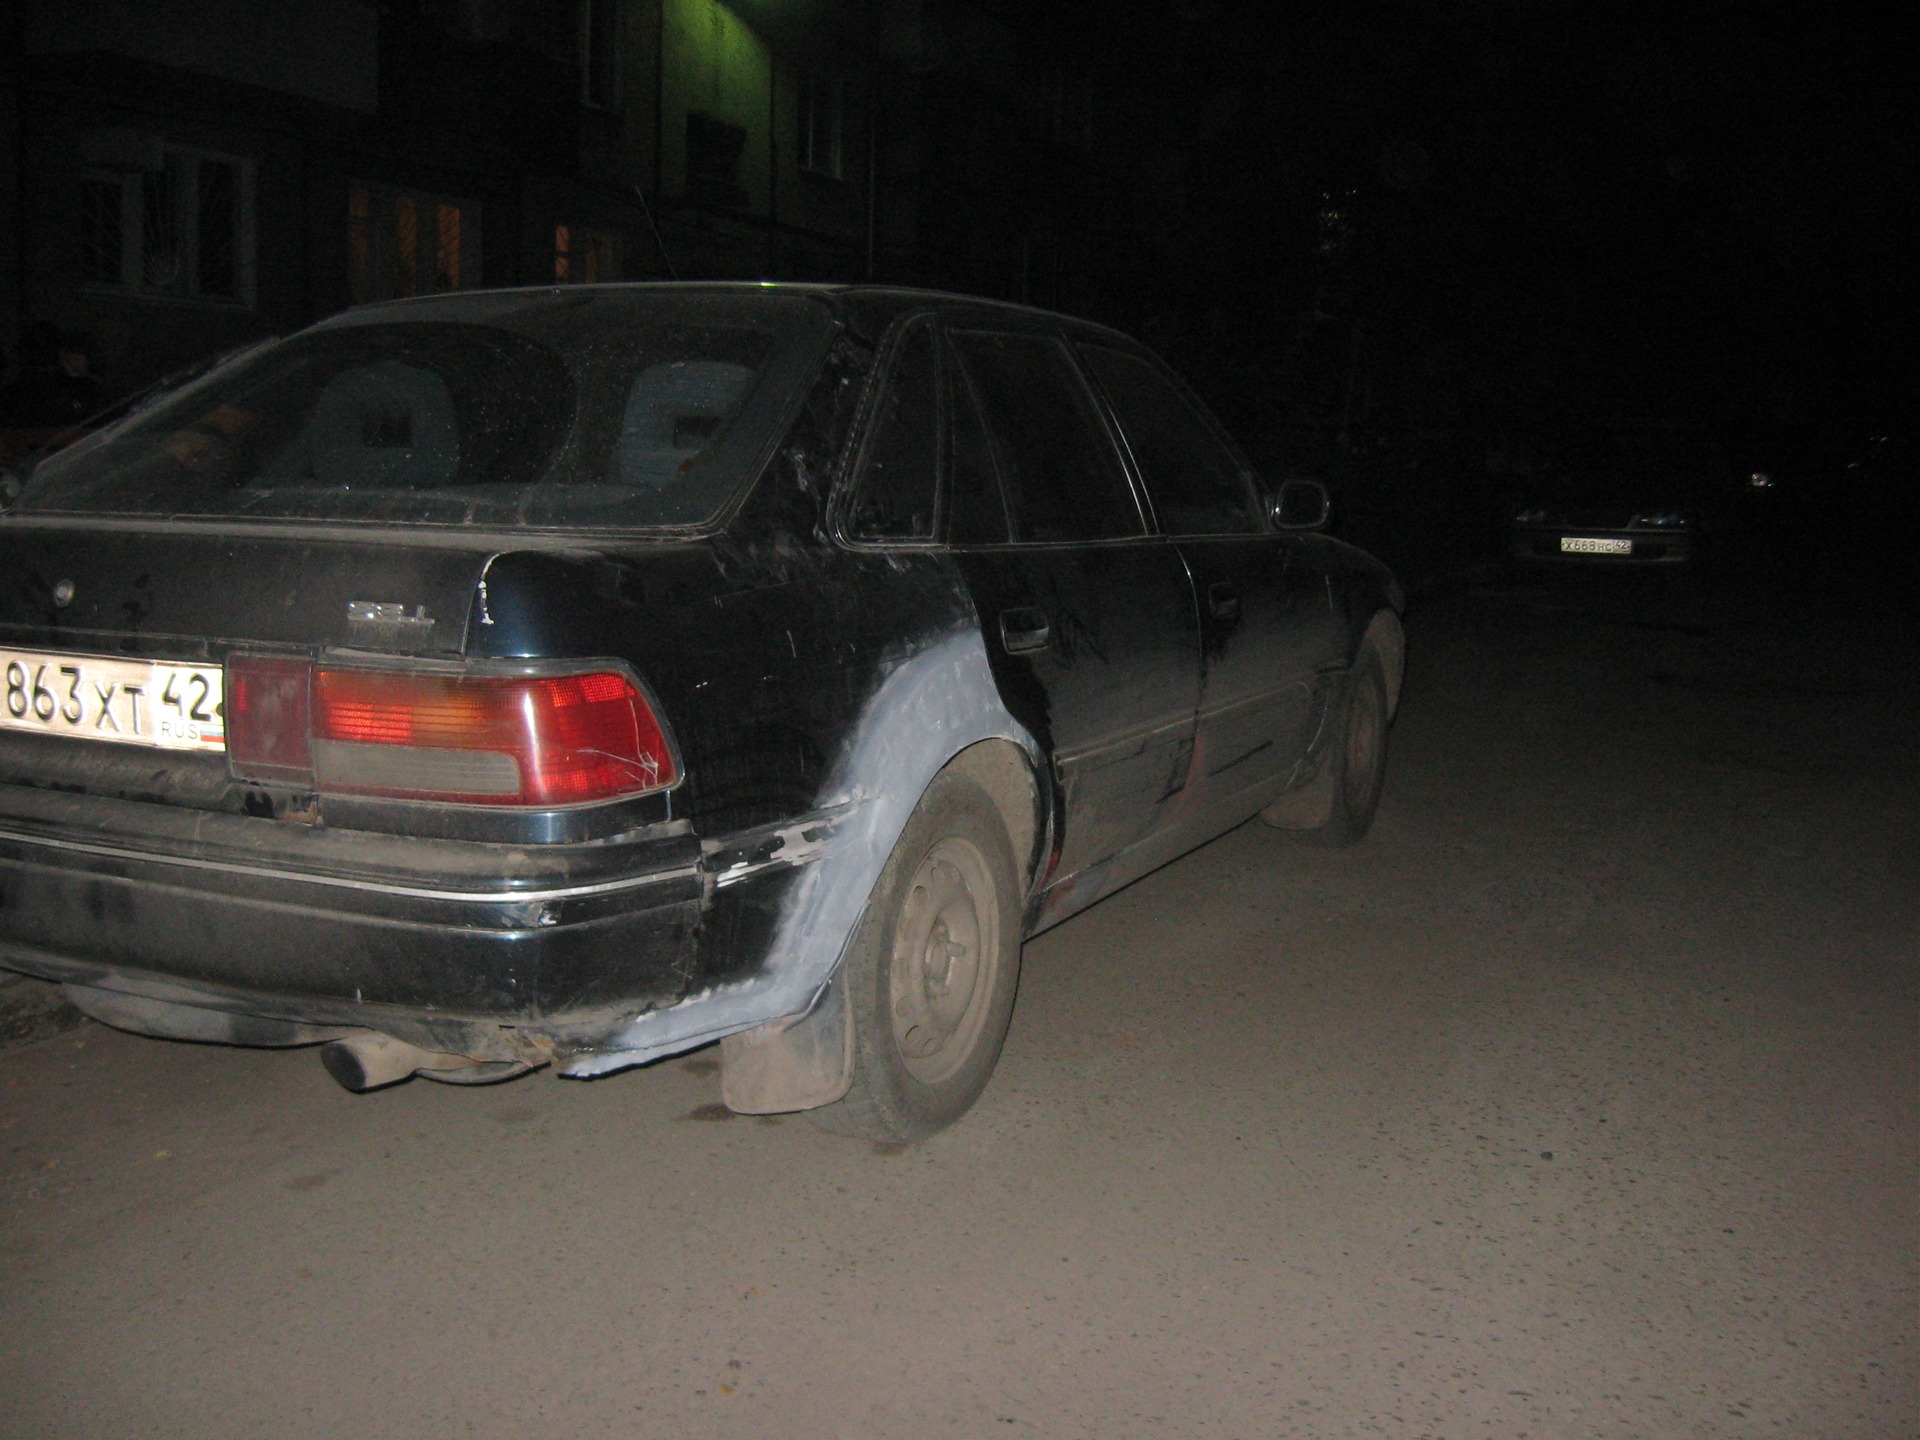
(941, 737), (1046, 900)
(574, 626), (1040, 1082)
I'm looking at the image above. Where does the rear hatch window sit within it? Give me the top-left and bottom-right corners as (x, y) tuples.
(11, 289), (833, 530)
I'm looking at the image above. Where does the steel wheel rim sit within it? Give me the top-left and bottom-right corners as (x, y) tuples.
(889, 836), (999, 1086)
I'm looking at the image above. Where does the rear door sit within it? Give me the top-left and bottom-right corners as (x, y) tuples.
(940, 326), (1201, 885)
(1076, 341), (1329, 809)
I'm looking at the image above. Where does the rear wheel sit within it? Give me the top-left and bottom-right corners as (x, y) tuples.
(808, 770), (1022, 1142)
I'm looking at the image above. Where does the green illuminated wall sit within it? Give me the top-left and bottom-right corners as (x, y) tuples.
(662, 0), (774, 209)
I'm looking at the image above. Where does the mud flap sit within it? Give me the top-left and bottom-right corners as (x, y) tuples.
(1261, 752), (1336, 830)
(719, 969), (855, 1113)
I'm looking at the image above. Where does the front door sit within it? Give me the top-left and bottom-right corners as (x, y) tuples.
(1076, 341), (1329, 810)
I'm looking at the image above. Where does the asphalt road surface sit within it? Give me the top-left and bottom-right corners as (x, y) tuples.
(3, 578), (1915, 1439)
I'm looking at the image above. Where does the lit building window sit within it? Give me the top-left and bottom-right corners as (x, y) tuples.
(347, 181), (481, 303)
(555, 225), (620, 283)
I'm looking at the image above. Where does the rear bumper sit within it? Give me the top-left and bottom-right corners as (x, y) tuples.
(0, 781), (719, 1057)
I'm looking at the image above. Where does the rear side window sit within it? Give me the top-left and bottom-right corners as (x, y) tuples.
(949, 330), (1142, 543)
(847, 324), (939, 540)
(1079, 344), (1259, 535)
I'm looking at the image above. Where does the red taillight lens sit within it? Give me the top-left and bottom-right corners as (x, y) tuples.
(226, 658), (677, 807)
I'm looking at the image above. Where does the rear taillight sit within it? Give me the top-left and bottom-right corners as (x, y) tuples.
(226, 656), (677, 806)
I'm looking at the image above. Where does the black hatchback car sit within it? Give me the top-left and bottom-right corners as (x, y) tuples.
(0, 285), (1403, 1139)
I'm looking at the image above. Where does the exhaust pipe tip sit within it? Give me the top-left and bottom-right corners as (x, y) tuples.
(321, 1032), (538, 1092)
(321, 1033), (421, 1092)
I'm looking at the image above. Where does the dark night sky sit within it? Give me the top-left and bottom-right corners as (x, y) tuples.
(1011, 3), (1914, 445)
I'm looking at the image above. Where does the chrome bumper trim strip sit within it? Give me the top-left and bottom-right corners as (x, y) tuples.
(0, 825), (698, 905)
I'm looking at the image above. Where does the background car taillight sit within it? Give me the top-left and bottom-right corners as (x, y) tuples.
(227, 656), (677, 806)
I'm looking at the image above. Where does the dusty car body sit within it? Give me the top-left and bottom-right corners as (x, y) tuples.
(0, 284), (1402, 1137)
(1508, 422), (1730, 572)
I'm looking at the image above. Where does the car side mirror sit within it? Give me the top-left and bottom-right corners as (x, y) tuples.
(1271, 478), (1330, 531)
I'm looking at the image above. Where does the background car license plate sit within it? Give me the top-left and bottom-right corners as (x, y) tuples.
(1561, 536), (1633, 555)
(0, 650), (225, 751)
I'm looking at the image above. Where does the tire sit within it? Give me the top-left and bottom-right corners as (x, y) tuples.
(808, 770), (1023, 1142)
(1290, 643), (1390, 847)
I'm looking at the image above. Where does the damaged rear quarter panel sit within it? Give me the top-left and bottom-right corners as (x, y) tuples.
(563, 617), (1036, 1074)
(469, 521), (1037, 1074)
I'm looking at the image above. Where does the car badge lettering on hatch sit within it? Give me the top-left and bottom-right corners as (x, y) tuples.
(345, 601), (438, 654)
(345, 601), (435, 629)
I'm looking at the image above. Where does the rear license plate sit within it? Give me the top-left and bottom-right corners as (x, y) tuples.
(1, 651), (225, 752)
(1561, 536), (1633, 555)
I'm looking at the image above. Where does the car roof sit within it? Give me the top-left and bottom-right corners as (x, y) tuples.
(335, 281), (1142, 351)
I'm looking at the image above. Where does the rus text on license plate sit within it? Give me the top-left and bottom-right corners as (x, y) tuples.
(1561, 536), (1633, 555)
(0, 651), (225, 751)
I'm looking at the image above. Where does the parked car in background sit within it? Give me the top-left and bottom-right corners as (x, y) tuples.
(0, 285), (1403, 1139)
(1508, 422), (1731, 574)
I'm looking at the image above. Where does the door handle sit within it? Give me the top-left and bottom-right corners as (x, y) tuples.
(1207, 582), (1242, 621)
(999, 607), (1051, 654)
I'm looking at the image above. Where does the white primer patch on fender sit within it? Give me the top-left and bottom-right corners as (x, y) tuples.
(561, 627), (1035, 1077)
